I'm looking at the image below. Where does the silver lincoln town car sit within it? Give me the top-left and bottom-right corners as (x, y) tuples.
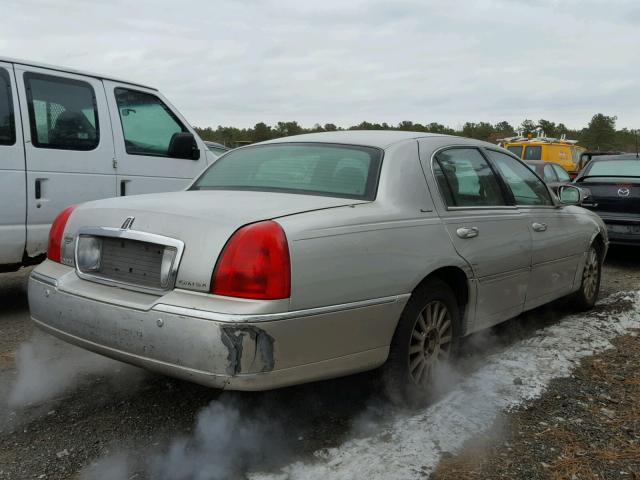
(29, 131), (607, 400)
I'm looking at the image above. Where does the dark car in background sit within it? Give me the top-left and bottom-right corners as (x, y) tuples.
(524, 160), (572, 195)
(574, 154), (640, 245)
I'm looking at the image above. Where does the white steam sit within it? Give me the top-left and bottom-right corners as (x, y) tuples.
(7, 331), (140, 407)
(251, 291), (640, 480)
(77, 291), (640, 480)
(149, 400), (286, 480)
(80, 452), (132, 480)
(81, 398), (287, 480)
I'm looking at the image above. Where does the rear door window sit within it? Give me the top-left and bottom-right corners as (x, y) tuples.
(523, 146), (542, 160)
(433, 148), (506, 207)
(24, 73), (99, 150)
(0, 68), (15, 146)
(486, 150), (553, 206)
(553, 164), (571, 182)
(114, 88), (187, 157)
(543, 163), (558, 182)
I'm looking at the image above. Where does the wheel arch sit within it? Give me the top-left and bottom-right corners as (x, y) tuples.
(591, 231), (606, 257)
(411, 266), (471, 335)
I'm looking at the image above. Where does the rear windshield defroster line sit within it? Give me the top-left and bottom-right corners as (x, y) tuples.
(190, 142), (384, 200)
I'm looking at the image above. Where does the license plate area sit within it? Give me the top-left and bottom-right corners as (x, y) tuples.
(607, 224), (640, 234)
(75, 227), (184, 294)
(99, 237), (165, 288)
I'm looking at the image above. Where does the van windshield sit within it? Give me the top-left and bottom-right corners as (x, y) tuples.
(191, 143), (383, 200)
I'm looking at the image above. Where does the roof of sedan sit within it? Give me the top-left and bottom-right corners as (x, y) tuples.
(590, 153), (638, 161)
(523, 160), (563, 167)
(261, 130), (449, 148)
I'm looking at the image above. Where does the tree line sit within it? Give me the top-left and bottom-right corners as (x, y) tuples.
(194, 113), (637, 152)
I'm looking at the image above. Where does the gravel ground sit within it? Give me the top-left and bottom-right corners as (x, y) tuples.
(431, 332), (640, 480)
(431, 246), (640, 480)
(0, 246), (639, 479)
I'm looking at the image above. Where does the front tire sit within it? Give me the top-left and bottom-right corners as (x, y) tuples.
(570, 243), (602, 311)
(384, 279), (460, 405)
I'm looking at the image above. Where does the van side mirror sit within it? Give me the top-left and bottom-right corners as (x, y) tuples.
(558, 185), (584, 205)
(168, 132), (200, 160)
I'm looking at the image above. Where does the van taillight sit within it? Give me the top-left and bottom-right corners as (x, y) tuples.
(47, 205), (77, 263)
(211, 221), (290, 300)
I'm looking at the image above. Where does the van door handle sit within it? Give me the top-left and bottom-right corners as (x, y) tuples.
(35, 179), (41, 200)
(532, 222), (548, 232)
(456, 226), (479, 239)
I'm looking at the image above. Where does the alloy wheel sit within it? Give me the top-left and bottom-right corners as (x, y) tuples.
(408, 300), (453, 386)
(582, 247), (599, 301)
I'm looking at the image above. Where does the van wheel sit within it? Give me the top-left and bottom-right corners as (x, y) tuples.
(384, 279), (460, 405)
(570, 243), (602, 311)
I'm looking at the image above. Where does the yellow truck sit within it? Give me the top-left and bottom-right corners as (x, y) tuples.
(501, 135), (586, 177)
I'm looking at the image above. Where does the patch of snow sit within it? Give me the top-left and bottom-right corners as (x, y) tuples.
(252, 291), (640, 480)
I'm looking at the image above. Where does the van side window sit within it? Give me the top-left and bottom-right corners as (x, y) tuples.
(523, 146), (542, 160)
(0, 68), (16, 146)
(114, 88), (187, 157)
(24, 73), (99, 151)
(506, 145), (522, 158)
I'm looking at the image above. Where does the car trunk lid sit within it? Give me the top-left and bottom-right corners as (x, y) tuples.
(66, 190), (369, 293)
(580, 179), (640, 216)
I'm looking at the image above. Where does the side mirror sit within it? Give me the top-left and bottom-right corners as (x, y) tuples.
(168, 132), (200, 160)
(558, 185), (584, 205)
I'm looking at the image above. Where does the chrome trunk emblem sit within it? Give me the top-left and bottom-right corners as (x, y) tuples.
(120, 216), (135, 230)
(618, 188), (630, 197)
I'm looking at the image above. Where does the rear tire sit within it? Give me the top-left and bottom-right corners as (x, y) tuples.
(570, 243), (602, 311)
(383, 279), (460, 405)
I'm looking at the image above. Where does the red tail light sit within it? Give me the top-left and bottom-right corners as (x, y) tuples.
(47, 205), (77, 263)
(211, 221), (290, 300)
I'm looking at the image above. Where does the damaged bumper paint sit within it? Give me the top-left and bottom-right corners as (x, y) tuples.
(28, 261), (408, 391)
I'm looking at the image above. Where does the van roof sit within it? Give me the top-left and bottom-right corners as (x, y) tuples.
(0, 57), (157, 91)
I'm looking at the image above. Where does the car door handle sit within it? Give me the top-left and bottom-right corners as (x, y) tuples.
(456, 226), (479, 239)
(35, 179), (41, 200)
(532, 222), (548, 232)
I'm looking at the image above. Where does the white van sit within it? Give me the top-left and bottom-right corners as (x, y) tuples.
(0, 57), (215, 272)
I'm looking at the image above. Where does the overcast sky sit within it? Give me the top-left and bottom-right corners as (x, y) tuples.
(2, 0), (639, 130)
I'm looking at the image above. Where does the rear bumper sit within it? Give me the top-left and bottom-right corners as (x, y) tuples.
(28, 263), (407, 391)
(601, 218), (640, 246)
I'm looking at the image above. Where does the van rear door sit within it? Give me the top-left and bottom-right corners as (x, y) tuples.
(0, 62), (26, 267)
(14, 65), (117, 259)
(102, 80), (208, 196)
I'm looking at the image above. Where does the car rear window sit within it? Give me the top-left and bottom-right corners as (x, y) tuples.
(585, 160), (640, 178)
(191, 143), (383, 200)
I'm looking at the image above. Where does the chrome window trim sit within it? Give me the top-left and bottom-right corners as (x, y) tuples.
(74, 227), (185, 295)
(153, 293), (411, 324)
(445, 205), (518, 211)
